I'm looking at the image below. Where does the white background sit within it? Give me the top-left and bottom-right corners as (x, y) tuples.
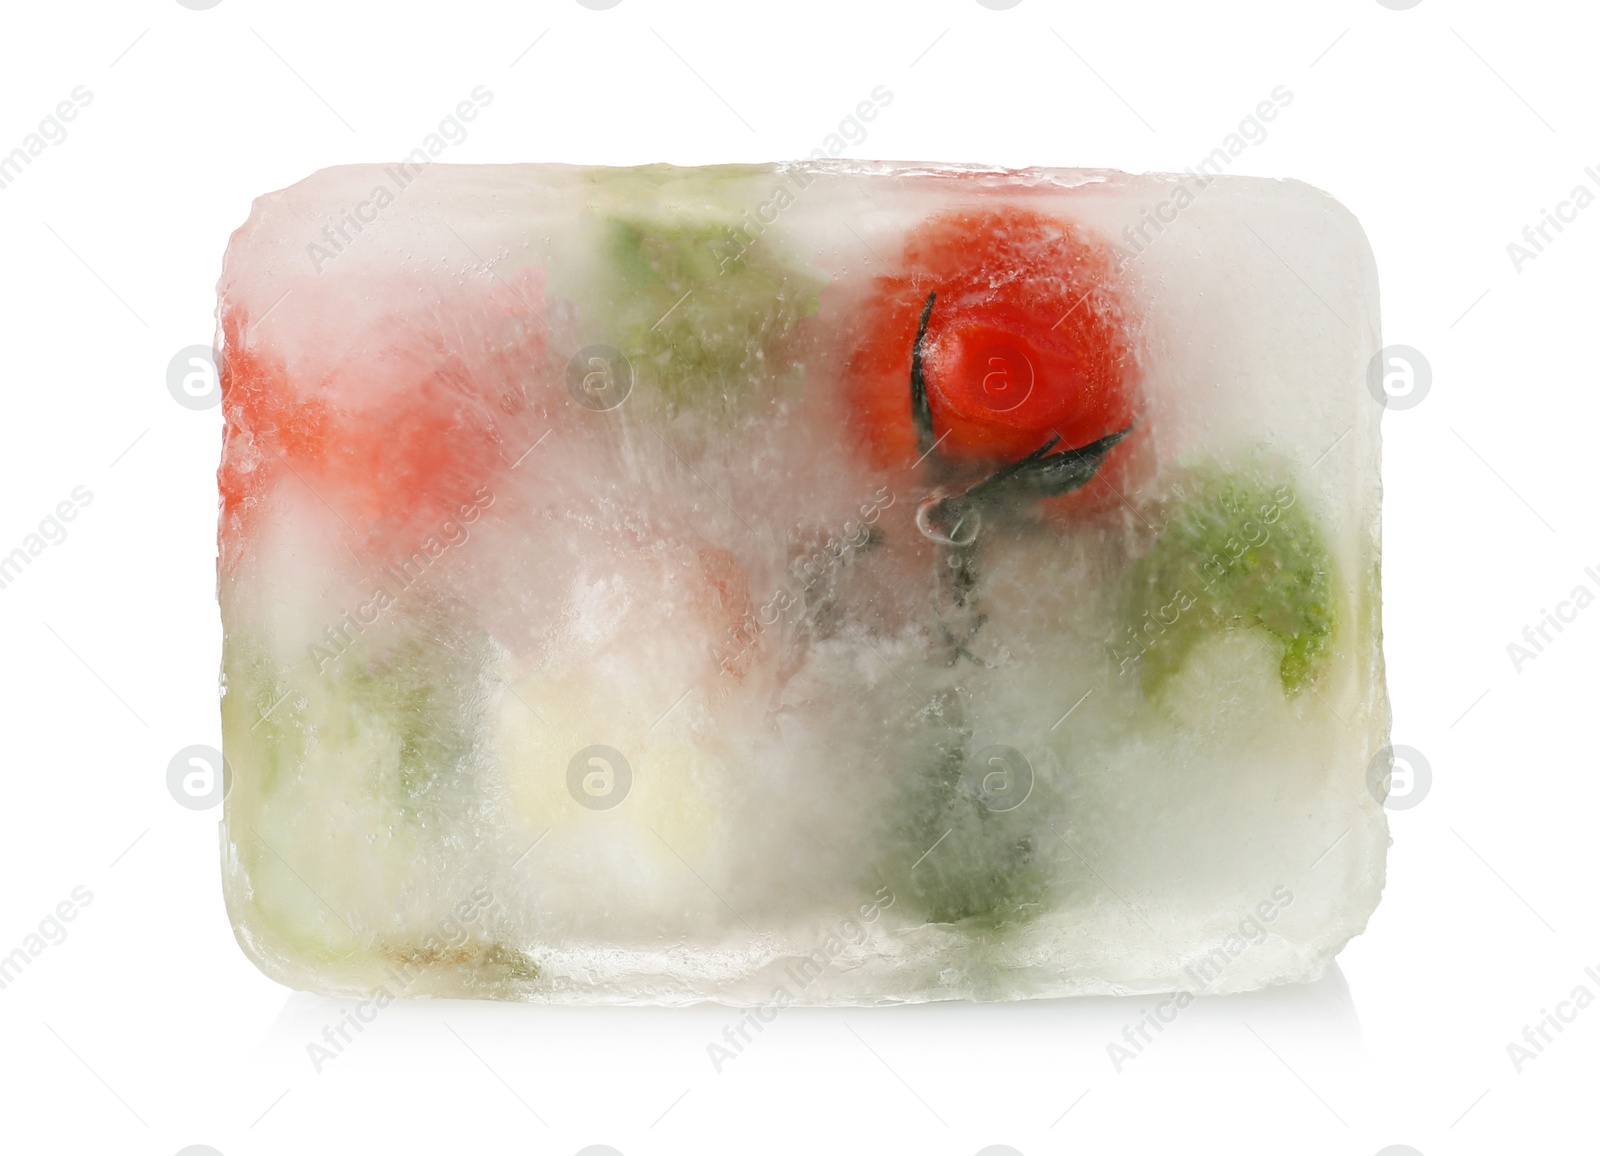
(0, 1), (1594, 1154)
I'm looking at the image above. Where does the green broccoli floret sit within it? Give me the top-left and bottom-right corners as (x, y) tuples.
(591, 215), (820, 412)
(1123, 469), (1336, 694)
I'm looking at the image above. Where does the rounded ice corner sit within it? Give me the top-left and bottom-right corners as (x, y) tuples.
(218, 836), (306, 996)
(1127, 169), (1380, 295)
(222, 899), (315, 997)
(1238, 174), (1377, 284)
(219, 868), (374, 1001)
(1272, 176), (1383, 294)
(217, 817), (370, 1000)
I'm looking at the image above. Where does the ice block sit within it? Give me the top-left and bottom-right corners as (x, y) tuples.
(215, 162), (1388, 1003)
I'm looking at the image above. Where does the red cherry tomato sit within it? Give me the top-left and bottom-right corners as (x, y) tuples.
(218, 270), (550, 566)
(839, 205), (1144, 510)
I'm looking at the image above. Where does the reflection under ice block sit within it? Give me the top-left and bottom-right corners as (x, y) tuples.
(216, 162), (1388, 1004)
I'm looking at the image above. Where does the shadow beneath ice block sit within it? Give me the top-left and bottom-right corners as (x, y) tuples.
(244, 968), (1366, 1144)
(842, 961), (1365, 1077)
(246, 967), (1368, 1141)
(256, 960), (1359, 1077)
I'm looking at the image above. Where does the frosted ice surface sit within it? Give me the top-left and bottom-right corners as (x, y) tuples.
(215, 162), (1387, 1003)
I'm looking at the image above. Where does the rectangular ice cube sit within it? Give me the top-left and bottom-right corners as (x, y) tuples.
(216, 161), (1388, 1003)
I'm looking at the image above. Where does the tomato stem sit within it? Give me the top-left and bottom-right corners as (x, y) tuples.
(909, 291), (938, 461)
